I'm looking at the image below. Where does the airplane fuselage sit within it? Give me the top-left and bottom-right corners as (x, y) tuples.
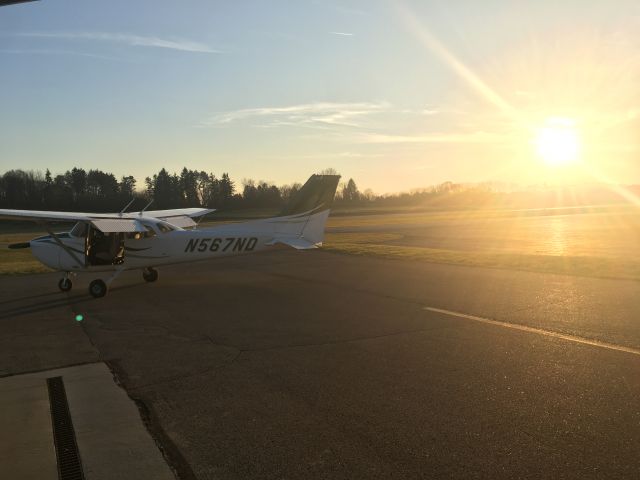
(30, 223), (282, 272)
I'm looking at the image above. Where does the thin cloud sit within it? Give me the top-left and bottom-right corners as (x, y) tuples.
(0, 48), (125, 61)
(16, 32), (219, 53)
(255, 151), (383, 161)
(329, 31), (354, 36)
(357, 131), (507, 144)
(201, 102), (390, 129)
(398, 107), (440, 116)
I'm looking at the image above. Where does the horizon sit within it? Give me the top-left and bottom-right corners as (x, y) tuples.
(1, 1), (640, 193)
(3, 165), (640, 201)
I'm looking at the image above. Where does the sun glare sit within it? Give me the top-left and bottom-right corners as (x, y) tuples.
(534, 118), (581, 167)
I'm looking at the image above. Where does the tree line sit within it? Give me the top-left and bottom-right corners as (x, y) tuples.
(2, 167), (634, 213)
(0, 167), (368, 212)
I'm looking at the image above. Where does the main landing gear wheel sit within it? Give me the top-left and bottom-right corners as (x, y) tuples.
(89, 279), (108, 298)
(58, 278), (72, 292)
(142, 267), (159, 283)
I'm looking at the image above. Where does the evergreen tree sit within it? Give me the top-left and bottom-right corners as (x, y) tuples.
(66, 167), (87, 202)
(220, 173), (234, 205)
(342, 178), (360, 203)
(179, 167), (200, 207)
(119, 176), (136, 197)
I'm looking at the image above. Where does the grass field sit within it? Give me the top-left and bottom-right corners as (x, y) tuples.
(322, 204), (640, 281)
(2, 204), (639, 281)
(322, 232), (640, 282)
(0, 233), (52, 275)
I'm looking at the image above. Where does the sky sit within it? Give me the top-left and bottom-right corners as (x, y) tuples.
(1, 0), (639, 194)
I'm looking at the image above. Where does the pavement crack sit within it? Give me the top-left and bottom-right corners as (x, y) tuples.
(201, 333), (242, 352)
(0, 360), (101, 379)
(128, 350), (244, 391)
(105, 359), (198, 480)
(238, 325), (448, 353)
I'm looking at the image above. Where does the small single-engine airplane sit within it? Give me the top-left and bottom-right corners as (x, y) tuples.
(1, 174), (340, 298)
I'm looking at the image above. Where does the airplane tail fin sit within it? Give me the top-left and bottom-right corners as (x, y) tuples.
(212, 174), (340, 249)
(280, 174), (341, 217)
(266, 174), (340, 249)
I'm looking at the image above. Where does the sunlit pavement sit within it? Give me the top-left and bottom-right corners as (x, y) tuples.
(1, 250), (639, 479)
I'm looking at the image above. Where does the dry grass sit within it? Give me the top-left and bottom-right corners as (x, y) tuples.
(323, 232), (640, 281)
(326, 204), (635, 229)
(2, 207), (639, 281)
(0, 233), (52, 275)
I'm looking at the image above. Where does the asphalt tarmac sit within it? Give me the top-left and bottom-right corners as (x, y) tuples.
(1, 250), (639, 479)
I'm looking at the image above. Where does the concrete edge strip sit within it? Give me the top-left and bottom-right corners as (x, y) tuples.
(424, 307), (640, 357)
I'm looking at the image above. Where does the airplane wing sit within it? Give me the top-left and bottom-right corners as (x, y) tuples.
(0, 207), (215, 222)
(129, 208), (215, 229)
(0, 207), (215, 231)
(155, 215), (197, 228)
(0, 209), (149, 238)
(128, 208), (215, 219)
(90, 219), (147, 232)
(0, 208), (116, 222)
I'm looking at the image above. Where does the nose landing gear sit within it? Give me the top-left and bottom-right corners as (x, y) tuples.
(58, 272), (74, 292)
(58, 277), (73, 292)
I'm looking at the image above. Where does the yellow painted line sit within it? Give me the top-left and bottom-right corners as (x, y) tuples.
(424, 307), (640, 357)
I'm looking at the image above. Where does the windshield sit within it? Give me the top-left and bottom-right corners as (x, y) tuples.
(69, 222), (88, 238)
(156, 222), (175, 234)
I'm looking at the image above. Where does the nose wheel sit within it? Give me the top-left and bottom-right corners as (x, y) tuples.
(58, 277), (73, 292)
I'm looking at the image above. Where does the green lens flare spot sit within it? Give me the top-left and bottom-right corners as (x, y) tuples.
(75, 314), (84, 322)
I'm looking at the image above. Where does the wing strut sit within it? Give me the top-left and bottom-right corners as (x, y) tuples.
(139, 200), (153, 215)
(119, 198), (136, 216)
(38, 220), (85, 269)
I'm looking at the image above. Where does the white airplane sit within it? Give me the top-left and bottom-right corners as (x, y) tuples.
(1, 174), (340, 298)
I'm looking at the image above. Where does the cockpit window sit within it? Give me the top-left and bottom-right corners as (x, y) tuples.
(70, 222), (88, 238)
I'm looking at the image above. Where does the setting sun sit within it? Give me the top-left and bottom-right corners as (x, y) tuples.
(534, 118), (581, 167)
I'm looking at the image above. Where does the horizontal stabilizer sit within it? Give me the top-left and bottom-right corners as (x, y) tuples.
(266, 237), (320, 250)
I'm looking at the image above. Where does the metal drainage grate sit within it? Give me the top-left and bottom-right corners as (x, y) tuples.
(47, 376), (85, 480)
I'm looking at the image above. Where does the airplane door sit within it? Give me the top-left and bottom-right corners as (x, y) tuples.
(86, 227), (125, 266)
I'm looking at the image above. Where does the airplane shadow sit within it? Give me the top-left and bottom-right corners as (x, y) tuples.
(0, 282), (145, 320)
(0, 291), (61, 306)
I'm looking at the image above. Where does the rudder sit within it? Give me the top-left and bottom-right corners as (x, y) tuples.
(280, 174), (341, 217)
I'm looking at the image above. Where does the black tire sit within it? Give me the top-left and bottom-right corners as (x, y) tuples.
(142, 267), (159, 283)
(58, 278), (72, 292)
(89, 279), (108, 298)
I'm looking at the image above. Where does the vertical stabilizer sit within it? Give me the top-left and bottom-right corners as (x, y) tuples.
(268, 174), (340, 248)
(280, 174), (341, 217)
